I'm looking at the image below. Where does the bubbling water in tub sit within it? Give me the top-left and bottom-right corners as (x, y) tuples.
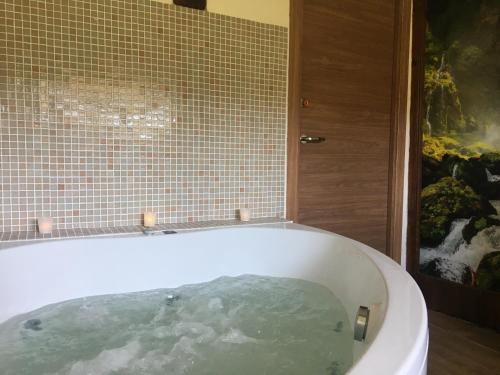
(0, 275), (354, 375)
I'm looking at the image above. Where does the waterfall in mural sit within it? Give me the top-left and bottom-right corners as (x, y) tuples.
(419, 0), (500, 293)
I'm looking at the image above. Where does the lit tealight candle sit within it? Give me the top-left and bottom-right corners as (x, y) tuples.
(239, 208), (251, 222)
(143, 212), (156, 227)
(37, 217), (53, 234)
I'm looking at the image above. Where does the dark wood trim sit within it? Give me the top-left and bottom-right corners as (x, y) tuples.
(407, 0), (427, 274)
(173, 0), (206, 11)
(417, 274), (500, 331)
(386, 0), (412, 263)
(286, 0), (303, 222)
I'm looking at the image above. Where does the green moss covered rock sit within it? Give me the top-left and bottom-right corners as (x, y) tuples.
(480, 152), (500, 175)
(443, 156), (487, 187)
(422, 155), (447, 187)
(462, 216), (500, 243)
(481, 181), (500, 200)
(476, 252), (500, 292)
(422, 135), (476, 160)
(441, 155), (500, 200)
(420, 177), (496, 247)
(420, 258), (472, 285)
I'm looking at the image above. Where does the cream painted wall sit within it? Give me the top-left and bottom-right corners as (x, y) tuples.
(155, 0), (289, 27)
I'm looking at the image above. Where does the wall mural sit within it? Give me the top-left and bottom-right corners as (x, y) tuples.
(419, 0), (500, 292)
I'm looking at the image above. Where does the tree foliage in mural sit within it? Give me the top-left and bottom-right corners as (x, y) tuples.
(424, 30), (465, 137)
(419, 0), (500, 292)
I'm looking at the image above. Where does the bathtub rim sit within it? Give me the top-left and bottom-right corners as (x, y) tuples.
(272, 224), (428, 375)
(0, 222), (428, 375)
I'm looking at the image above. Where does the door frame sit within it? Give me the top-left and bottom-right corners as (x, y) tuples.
(407, 0), (500, 330)
(406, 0), (426, 276)
(286, 0), (412, 261)
(286, 0), (302, 224)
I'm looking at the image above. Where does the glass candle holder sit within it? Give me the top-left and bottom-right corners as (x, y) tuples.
(37, 217), (53, 234)
(143, 212), (156, 227)
(239, 208), (251, 222)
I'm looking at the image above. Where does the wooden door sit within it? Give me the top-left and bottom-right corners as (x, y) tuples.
(294, 0), (397, 252)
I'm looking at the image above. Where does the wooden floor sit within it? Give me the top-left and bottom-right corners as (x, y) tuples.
(427, 310), (500, 374)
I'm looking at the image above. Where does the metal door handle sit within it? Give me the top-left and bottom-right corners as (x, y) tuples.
(300, 135), (326, 144)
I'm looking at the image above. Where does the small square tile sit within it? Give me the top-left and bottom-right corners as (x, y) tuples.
(0, 0), (288, 235)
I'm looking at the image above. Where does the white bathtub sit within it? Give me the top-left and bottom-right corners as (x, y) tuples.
(0, 223), (428, 374)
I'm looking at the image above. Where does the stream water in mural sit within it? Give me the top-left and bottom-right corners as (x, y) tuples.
(0, 275), (353, 375)
(419, 0), (500, 292)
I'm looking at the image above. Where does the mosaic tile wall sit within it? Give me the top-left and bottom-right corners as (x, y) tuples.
(0, 0), (288, 232)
